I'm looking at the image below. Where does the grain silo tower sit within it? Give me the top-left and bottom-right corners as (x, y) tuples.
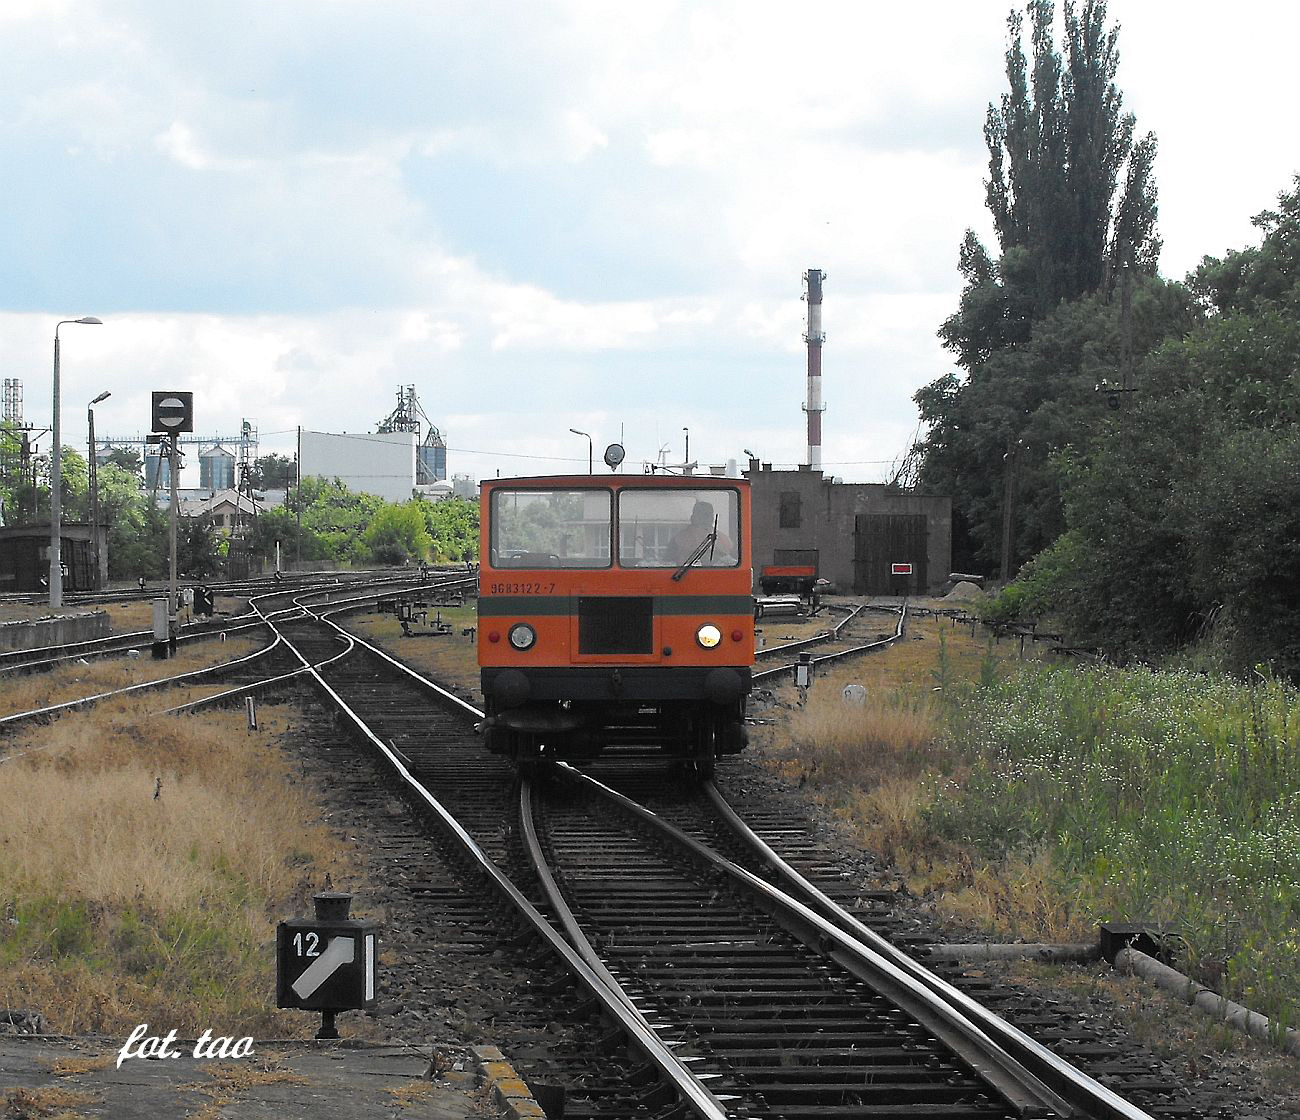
(199, 443), (236, 491)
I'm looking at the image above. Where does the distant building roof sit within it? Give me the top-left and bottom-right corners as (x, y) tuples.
(176, 488), (261, 519)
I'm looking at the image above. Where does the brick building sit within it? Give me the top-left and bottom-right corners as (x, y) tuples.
(745, 461), (951, 595)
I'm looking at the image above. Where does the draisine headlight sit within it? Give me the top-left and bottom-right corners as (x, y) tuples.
(508, 623), (537, 651)
(696, 624), (722, 649)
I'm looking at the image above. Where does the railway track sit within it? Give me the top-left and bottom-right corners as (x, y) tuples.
(3, 589), (1204, 1115)
(213, 598), (1179, 1119)
(0, 571), (446, 677)
(534, 763), (1201, 1119)
(0, 575), (472, 731)
(754, 600), (906, 683)
(0, 567), (424, 609)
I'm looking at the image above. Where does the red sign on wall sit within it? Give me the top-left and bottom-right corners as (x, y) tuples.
(891, 562), (913, 575)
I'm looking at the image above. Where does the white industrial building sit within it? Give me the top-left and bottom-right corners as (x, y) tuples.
(299, 429), (420, 503)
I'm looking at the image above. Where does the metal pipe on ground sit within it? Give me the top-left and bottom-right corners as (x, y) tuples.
(1115, 946), (1300, 1058)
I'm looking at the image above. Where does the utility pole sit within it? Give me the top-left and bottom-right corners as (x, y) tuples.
(88, 391), (110, 589)
(88, 414), (100, 587)
(169, 433), (179, 651)
(296, 425), (302, 567)
(1000, 437), (1026, 583)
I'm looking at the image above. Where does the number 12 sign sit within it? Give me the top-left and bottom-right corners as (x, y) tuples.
(276, 919), (378, 1012)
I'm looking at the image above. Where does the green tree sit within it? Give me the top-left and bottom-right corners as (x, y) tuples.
(249, 453), (296, 490)
(178, 515), (221, 578)
(57, 446), (90, 523)
(916, 0), (1162, 573)
(1174, 426), (1300, 672)
(296, 477), (384, 564)
(248, 506), (329, 563)
(104, 446), (143, 476)
(363, 502), (432, 565)
(96, 465), (167, 579)
(1016, 178), (1300, 676)
(417, 496), (479, 562)
(0, 421), (24, 524)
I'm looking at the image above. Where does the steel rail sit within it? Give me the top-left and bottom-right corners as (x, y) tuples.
(0, 572), (426, 674)
(753, 599), (907, 683)
(0, 576), (440, 724)
(0, 616), (269, 673)
(313, 604), (484, 722)
(50, 568), (422, 607)
(753, 601), (865, 660)
(701, 784), (1157, 1120)
(556, 761), (1078, 1120)
(254, 600), (735, 1120)
(162, 576), (480, 717)
(0, 634), (292, 731)
(517, 780), (660, 1027)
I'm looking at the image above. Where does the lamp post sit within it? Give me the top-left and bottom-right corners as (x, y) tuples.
(51, 317), (103, 607)
(569, 428), (592, 474)
(88, 391), (111, 590)
(683, 427), (690, 474)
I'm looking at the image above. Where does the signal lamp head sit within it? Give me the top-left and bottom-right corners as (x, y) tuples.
(508, 623), (537, 651)
(696, 624), (722, 649)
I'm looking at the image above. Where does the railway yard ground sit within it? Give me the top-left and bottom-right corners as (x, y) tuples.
(0, 588), (251, 632)
(1, 584), (1297, 1117)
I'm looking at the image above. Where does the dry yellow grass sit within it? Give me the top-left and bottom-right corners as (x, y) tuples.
(0, 636), (262, 718)
(0, 1085), (97, 1119)
(184, 1061), (311, 1120)
(0, 701), (357, 1035)
(44, 1056), (115, 1077)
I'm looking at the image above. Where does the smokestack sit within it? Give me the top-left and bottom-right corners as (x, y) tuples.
(803, 268), (825, 469)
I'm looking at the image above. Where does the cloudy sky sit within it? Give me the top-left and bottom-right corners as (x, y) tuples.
(2, 0), (1296, 488)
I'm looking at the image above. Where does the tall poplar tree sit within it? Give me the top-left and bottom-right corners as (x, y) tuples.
(915, 0), (1161, 573)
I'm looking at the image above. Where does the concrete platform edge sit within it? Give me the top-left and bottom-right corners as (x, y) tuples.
(472, 1044), (546, 1119)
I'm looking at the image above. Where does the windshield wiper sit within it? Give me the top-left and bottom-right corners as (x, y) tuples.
(671, 521), (718, 582)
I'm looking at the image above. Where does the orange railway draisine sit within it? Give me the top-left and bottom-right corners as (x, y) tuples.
(478, 467), (754, 776)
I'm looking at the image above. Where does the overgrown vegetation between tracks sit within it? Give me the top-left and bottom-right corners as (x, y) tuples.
(771, 620), (1300, 1036)
(0, 703), (355, 1035)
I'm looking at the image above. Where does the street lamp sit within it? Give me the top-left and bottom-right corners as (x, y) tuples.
(88, 391), (111, 590)
(51, 317), (103, 607)
(569, 428), (592, 474)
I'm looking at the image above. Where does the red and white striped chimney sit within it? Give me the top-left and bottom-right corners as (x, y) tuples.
(803, 268), (826, 469)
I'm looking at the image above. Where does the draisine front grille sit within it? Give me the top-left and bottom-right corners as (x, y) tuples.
(578, 597), (653, 655)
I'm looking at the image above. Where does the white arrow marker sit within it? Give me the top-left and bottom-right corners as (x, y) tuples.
(291, 936), (355, 999)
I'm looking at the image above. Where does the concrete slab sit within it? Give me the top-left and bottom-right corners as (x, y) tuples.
(0, 1035), (494, 1119)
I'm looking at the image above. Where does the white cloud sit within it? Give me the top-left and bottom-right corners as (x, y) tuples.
(3, 0), (1297, 490)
